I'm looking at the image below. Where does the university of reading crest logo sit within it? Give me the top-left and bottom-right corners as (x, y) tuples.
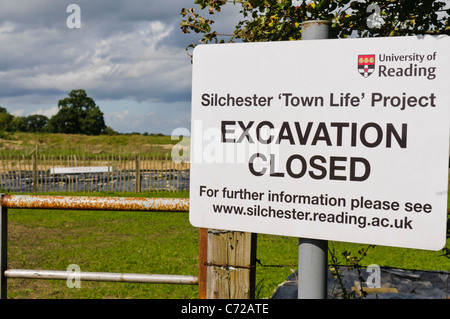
(358, 55), (375, 78)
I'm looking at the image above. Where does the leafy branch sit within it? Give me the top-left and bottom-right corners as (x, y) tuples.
(181, 0), (450, 51)
(329, 244), (376, 299)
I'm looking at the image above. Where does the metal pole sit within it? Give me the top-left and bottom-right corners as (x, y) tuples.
(301, 20), (330, 40)
(4, 269), (198, 285)
(298, 20), (330, 299)
(298, 238), (328, 299)
(1, 194), (189, 212)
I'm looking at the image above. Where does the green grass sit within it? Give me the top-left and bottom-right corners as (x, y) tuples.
(5, 190), (450, 299)
(7, 191), (196, 299)
(0, 132), (186, 157)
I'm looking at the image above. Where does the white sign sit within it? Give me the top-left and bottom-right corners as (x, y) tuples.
(189, 36), (450, 251)
(50, 166), (112, 174)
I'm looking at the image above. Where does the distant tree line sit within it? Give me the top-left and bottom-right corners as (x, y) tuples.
(0, 89), (166, 137)
(0, 90), (117, 136)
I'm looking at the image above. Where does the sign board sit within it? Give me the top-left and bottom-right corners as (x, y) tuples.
(189, 36), (450, 250)
(50, 166), (112, 174)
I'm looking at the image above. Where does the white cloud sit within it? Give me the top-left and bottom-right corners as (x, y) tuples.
(102, 99), (190, 135)
(33, 106), (59, 118)
(10, 108), (25, 117)
(0, 18), (189, 101)
(0, 0), (241, 133)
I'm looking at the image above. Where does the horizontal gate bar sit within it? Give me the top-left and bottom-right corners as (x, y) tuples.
(1, 195), (189, 212)
(4, 269), (198, 285)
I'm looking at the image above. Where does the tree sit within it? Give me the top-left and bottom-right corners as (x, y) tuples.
(181, 0), (450, 47)
(11, 116), (28, 132)
(103, 126), (119, 135)
(0, 106), (14, 132)
(25, 114), (49, 133)
(48, 89), (106, 135)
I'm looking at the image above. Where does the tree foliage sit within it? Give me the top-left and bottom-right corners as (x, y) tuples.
(181, 0), (450, 48)
(25, 115), (49, 133)
(0, 107), (14, 132)
(47, 89), (106, 135)
(0, 90), (108, 136)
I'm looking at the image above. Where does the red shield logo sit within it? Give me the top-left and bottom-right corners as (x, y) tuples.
(358, 55), (375, 78)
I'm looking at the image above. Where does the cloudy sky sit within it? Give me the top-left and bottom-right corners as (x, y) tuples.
(0, 0), (239, 135)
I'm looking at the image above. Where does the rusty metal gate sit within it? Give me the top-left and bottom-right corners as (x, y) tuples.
(0, 194), (208, 299)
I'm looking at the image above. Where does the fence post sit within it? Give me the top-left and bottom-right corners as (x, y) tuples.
(32, 154), (38, 193)
(135, 155), (141, 193)
(206, 230), (257, 299)
(0, 194), (7, 299)
(198, 228), (207, 299)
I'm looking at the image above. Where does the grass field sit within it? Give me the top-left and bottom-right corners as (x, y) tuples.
(5, 190), (449, 299)
(0, 132), (187, 157)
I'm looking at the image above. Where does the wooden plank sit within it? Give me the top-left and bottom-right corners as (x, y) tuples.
(352, 281), (398, 297)
(198, 228), (208, 299)
(32, 154), (37, 193)
(135, 155), (141, 193)
(206, 230), (256, 299)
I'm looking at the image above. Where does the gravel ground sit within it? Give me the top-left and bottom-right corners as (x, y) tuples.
(272, 267), (450, 299)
